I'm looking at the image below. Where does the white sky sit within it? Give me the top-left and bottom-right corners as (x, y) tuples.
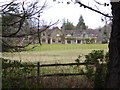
(0, 0), (112, 29)
(40, 0), (112, 29)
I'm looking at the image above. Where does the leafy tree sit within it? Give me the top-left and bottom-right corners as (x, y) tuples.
(76, 15), (87, 30)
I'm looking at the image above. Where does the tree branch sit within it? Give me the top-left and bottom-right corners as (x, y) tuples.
(2, 17), (25, 37)
(2, 20), (59, 38)
(2, 39), (31, 49)
(76, 1), (112, 18)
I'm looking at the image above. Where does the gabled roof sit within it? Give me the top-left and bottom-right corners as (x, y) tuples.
(45, 29), (53, 35)
(31, 27), (97, 37)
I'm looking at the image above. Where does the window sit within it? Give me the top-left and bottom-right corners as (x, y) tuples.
(56, 34), (60, 36)
(67, 34), (71, 37)
(67, 40), (71, 44)
(42, 39), (46, 42)
(52, 39), (56, 43)
(83, 34), (85, 37)
(42, 33), (46, 36)
(83, 34), (88, 38)
(57, 38), (61, 43)
(58, 40), (61, 43)
(77, 40), (81, 44)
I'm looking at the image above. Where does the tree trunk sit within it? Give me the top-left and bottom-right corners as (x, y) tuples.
(106, 2), (120, 88)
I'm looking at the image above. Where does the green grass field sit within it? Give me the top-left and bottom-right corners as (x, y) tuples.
(3, 44), (108, 64)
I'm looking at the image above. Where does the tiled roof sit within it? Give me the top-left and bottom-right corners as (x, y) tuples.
(31, 27), (97, 37)
(46, 29), (53, 35)
(64, 30), (97, 36)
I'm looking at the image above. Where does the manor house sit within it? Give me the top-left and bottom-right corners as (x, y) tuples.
(32, 27), (98, 44)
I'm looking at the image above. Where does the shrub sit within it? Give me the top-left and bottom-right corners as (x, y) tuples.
(76, 50), (109, 88)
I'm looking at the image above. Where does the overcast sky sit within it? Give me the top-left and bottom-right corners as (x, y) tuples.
(39, 0), (112, 29)
(0, 0), (112, 29)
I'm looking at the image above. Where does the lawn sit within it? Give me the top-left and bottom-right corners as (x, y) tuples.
(3, 44), (108, 88)
(3, 44), (108, 64)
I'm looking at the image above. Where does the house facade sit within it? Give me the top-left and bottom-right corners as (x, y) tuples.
(32, 27), (98, 44)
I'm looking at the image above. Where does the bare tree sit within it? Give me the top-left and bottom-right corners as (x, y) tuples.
(0, 0), (58, 51)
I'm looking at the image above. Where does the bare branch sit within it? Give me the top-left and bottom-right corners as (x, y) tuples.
(2, 39), (31, 49)
(2, 17), (25, 37)
(1, 0), (16, 11)
(2, 20), (59, 38)
(1, 0), (58, 51)
(94, 0), (105, 5)
(94, 0), (109, 6)
(76, 1), (112, 18)
(39, 20), (59, 33)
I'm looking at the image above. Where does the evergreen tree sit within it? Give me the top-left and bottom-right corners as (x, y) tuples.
(62, 19), (75, 30)
(76, 15), (87, 30)
(1, 1), (46, 52)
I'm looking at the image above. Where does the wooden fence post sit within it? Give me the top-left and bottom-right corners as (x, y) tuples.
(37, 62), (40, 76)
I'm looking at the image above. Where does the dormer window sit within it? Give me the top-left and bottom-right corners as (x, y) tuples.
(83, 34), (88, 38)
(83, 34), (86, 37)
(67, 34), (71, 36)
(56, 34), (60, 36)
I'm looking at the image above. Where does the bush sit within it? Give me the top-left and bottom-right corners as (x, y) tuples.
(2, 50), (109, 88)
(76, 50), (109, 88)
(2, 58), (36, 88)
